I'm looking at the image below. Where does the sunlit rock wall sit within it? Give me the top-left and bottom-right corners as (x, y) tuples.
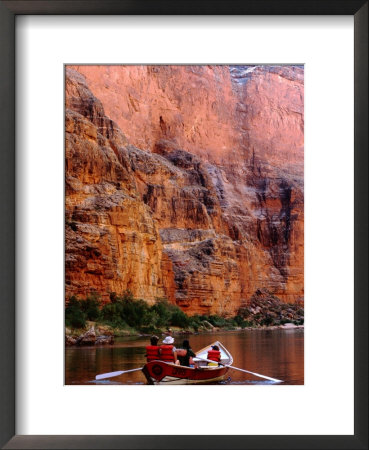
(65, 65), (304, 314)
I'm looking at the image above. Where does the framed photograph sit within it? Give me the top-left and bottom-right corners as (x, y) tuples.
(64, 62), (305, 388)
(1, 1), (367, 449)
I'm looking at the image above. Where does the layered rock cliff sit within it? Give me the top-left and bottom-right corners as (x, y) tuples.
(65, 65), (304, 315)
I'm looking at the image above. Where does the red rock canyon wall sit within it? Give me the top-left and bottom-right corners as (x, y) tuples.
(65, 65), (304, 315)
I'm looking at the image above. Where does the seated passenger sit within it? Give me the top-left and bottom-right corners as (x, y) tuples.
(176, 340), (196, 367)
(145, 335), (160, 362)
(164, 327), (173, 337)
(159, 336), (177, 363)
(207, 344), (221, 366)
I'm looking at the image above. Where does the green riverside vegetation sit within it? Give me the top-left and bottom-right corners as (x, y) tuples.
(65, 290), (304, 334)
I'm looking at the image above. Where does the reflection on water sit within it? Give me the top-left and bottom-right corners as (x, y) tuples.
(65, 329), (304, 385)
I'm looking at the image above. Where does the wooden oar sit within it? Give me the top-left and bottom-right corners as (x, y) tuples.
(95, 367), (142, 380)
(195, 357), (282, 383)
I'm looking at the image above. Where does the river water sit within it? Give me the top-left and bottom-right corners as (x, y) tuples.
(65, 328), (304, 385)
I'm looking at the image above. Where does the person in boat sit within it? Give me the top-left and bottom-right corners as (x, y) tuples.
(163, 328), (173, 340)
(145, 335), (160, 362)
(159, 335), (177, 364)
(176, 339), (196, 368)
(207, 344), (221, 366)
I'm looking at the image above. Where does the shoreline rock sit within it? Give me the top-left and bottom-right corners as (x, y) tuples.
(65, 321), (304, 347)
(75, 326), (96, 346)
(65, 335), (77, 346)
(95, 335), (114, 345)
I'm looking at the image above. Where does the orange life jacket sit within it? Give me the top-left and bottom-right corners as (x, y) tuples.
(160, 344), (175, 362)
(146, 345), (160, 362)
(207, 349), (221, 362)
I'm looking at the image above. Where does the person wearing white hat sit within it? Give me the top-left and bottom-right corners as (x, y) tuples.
(162, 336), (174, 345)
(159, 335), (177, 363)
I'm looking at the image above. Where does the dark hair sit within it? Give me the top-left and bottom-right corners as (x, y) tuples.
(182, 339), (190, 349)
(212, 345), (219, 351)
(150, 335), (159, 346)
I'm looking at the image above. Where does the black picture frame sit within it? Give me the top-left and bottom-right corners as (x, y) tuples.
(0, 1), (367, 449)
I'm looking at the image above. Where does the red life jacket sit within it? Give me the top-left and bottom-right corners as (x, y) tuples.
(146, 345), (160, 362)
(160, 345), (175, 362)
(207, 349), (221, 362)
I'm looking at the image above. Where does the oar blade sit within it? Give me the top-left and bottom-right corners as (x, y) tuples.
(229, 366), (282, 383)
(95, 367), (143, 380)
(96, 370), (124, 380)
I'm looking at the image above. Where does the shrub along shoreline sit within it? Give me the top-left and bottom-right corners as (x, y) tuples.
(65, 290), (304, 341)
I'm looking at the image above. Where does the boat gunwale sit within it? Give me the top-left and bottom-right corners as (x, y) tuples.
(143, 360), (230, 371)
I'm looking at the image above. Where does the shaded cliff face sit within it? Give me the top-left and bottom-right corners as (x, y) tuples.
(65, 65), (304, 314)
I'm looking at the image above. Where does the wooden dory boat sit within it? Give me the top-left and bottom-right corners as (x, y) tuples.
(142, 341), (233, 385)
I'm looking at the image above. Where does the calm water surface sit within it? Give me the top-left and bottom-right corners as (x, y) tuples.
(65, 329), (304, 385)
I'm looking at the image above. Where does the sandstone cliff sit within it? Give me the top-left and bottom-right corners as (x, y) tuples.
(65, 65), (304, 315)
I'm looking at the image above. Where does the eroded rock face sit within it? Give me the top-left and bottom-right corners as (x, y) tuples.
(65, 65), (304, 315)
(70, 65), (303, 174)
(65, 69), (174, 304)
